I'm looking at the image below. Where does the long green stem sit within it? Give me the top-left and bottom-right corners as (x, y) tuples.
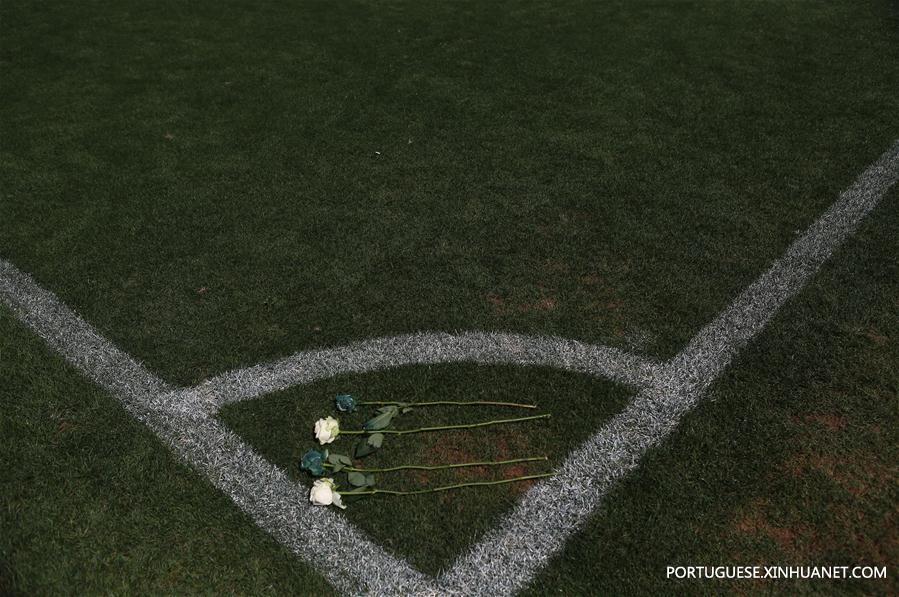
(341, 473), (553, 496)
(324, 456), (547, 473)
(338, 413), (550, 436)
(359, 400), (537, 409)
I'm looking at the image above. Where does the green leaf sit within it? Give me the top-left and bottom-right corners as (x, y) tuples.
(365, 474), (376, 487)
(367, 433), (384, 448)
(363, 410), (396, 431)
(327, 453), (342, 465)
(332, 462), (344, 473)
(336, 454), (354, 466)
(354, 441), (376, 459)
(347, 472), (367, 487)
(401, 407), (413, 414)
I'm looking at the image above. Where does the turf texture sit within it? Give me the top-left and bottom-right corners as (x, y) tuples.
(2, 0), (897, 593)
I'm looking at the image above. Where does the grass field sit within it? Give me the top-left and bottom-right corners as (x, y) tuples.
(2, 0), (898, 594)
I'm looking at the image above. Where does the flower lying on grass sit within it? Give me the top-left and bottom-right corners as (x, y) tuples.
(307, 473), (553, 509)
(322, 395), (547, 455)
(300, 448), (547, 477)
(314, 416), (340, 444)
(309, 478), (345, 509)
(335, 394), (356, 413)
(334, 393), (537, 412)
(313, 413), (550, 447)
(300, 449), (326, 476)
(302, 393), (553, 509)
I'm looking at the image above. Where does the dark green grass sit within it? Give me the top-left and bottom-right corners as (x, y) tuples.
(219, 364), (631, 573)
(522, 191), (899, 595)
(2, 0), (898, 593)
(0, 309), (335, 595)
(3, 193), (895, 592)
(2, 0), (898, 385)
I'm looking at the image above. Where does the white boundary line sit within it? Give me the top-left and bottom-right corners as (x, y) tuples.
(0, 260), (434, 594)
(1, 140), (896, 595)
(438, 140), (899, 594)
(196, 331), (663, 412)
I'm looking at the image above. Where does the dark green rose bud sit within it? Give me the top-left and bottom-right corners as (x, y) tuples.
(300, 449), (325, 476)
(335, 394), (357, 413)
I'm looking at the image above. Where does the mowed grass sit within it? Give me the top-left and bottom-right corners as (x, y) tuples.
(3, 197), (896, 593)
(523, 192), (899, 595)
(2, 0), (898, 594)
(0, 309), (336, 596)
(219, 364), (631, 574)
(1, 0), (898, 385)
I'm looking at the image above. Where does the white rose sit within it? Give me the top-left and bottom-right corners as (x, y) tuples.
(309, 478), (345, 509)
(314, 416), (340, 444)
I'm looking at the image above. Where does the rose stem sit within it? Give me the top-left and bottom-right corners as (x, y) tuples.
(324, 456), (547, 473)
(337, 413), (550, 435)
(358, 400), (537, 409)
(341, 473), (554, 496)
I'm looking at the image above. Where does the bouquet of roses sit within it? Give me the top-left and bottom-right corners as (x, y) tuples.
(299, 394), (551, 509)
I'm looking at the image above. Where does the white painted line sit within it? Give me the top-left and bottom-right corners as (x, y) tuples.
(198, 331), (662, 413)
(0, 261), (172, 401)
(0, 260), (436, 595)
(147, 393), (438, 595)
(669, 141), (899, 392)
(436, 141), (899, 595)
(1, 140), (895, 596)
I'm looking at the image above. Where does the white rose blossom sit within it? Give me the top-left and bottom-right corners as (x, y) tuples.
(314, 416), (340, 444)
(309, 478), (344, 509)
